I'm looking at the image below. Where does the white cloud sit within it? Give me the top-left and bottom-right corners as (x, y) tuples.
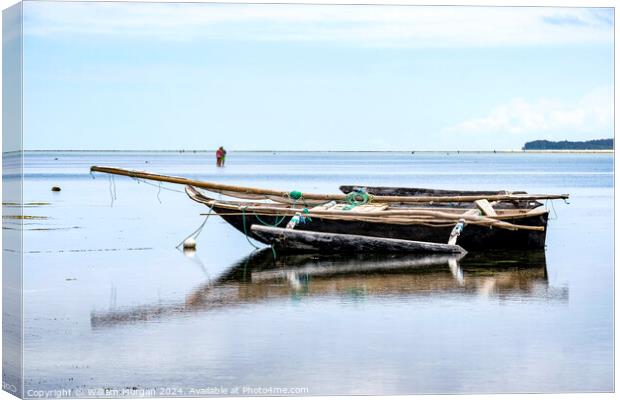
(23, 2), (613, 47)
(443, 86), (613, 136)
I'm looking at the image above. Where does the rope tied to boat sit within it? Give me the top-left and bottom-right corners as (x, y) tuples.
(175, 208), (212, 250)
(284, 190), (310, 208)
(285, 209), (312, 229)
(108, 175), (117, 207)
(241, 191), (309, 229)
(240, 206), (261, 250)
(546, 199), (559, 220)
(176, 192), (223, 250)
(240, 206), (278, 259)
(131, 177), (186, 194)
(253, 210), (288, 227)
(344, 189), (373, 210)
(288, 190), (304, 200)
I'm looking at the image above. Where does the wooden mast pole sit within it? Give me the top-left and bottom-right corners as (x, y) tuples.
(90, 166), (570, 204)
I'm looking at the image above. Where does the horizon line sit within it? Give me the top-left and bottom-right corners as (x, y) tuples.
(4, 149), (614, 154)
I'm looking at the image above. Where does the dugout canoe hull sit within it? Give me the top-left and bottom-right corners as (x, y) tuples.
(339, 185), (541, 210)
(251, 225), (467, 254)
(339, 185), (523, 197)
(187, 187), (549, 250)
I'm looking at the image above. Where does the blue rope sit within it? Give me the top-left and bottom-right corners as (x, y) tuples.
(253, 212), (288, 227)
(240, 207), (261, 250)
(239, 192), (312, 257)
(240, 207), (279, 259)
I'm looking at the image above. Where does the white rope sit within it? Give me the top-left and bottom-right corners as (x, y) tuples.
(546, 199), (558, 220)
(96, 172), (217, 247)
(108, 175), (117, 207)
(175, 207), (213, 249)
(131, 177), (185, 194)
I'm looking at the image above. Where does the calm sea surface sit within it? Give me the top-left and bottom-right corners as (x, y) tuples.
(13, 151), (614, 395)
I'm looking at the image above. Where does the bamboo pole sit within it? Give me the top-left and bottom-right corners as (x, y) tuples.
(91, 166), (570, 204)
(195, 198), (545, 232)
(194, 197), (547, 222)
(201, 211), (543, 231)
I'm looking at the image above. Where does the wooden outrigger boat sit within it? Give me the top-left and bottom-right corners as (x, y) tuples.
(185, 187), (551, 251)
(90, 166), (569, 252)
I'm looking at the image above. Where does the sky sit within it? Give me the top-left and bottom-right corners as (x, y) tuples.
(19, 2), (614, 151)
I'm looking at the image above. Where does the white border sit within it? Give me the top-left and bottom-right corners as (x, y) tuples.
(0, 1), (616, 400)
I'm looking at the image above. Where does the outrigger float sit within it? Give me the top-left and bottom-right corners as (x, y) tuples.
(90, 166), (569, 254)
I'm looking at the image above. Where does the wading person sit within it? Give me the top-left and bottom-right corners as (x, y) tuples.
(219, 146), (227, 167)
(215, 146), (224, 167)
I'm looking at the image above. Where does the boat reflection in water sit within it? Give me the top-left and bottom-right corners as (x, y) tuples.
(91, 249), (567, 328)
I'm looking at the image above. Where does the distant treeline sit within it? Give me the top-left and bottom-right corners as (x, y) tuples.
(522, 139), (613, 150)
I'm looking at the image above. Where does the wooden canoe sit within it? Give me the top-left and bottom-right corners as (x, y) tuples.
(186, 186), (550, 250)
(340, 185), (540, 210)
(251, 225), (467, 254)
(340, 185), (525, 197)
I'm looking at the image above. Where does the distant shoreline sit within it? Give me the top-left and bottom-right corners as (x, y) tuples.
(522, 138), (613, 151)
(7, 149), (614, 154)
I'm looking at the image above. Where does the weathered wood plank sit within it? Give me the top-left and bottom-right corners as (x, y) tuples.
(526, 205), (548, 216)
(475, 199), (498, 217)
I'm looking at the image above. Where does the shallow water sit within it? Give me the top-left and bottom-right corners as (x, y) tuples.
(10, 151), (614, 395)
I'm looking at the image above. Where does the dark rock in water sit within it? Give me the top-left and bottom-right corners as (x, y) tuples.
(51, 186), (61, 192)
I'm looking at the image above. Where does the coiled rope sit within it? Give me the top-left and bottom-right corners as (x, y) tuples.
(288, 190), (304, 200)
(344, 189), (373, 210)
